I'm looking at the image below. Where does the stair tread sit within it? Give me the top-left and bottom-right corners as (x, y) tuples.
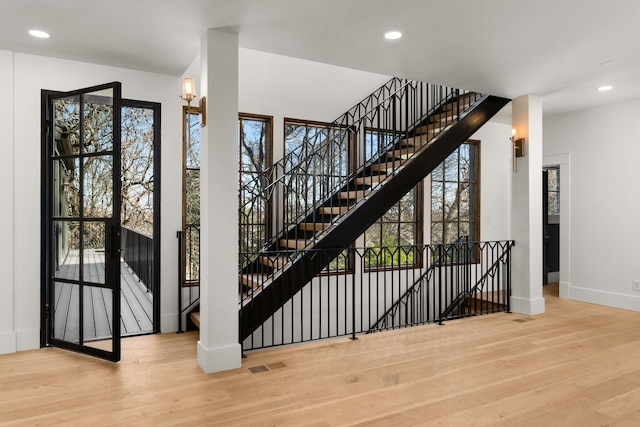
(386, 149), (415, 160)
(429, 112), (458, 122)
(299, 222), (331, 231)
(442, 101), (472, 112)
(190, 312), (200, 328)
(355, 174), (387, 185)
(239, 273), (270, 288)
(319, 206), (350, 215)
(258, 254), (291, 268)
(370, 159), (404, 172)
(279, 238), (308, 249)
(337, 189), (371, 200)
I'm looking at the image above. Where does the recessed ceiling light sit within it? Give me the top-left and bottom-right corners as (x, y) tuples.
(29, 29), (50, 39)
(597, 85), (613, 92)
(384, 31), (402, 40)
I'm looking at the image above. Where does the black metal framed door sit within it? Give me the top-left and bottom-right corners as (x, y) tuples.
(42, 82), (122, 362)
(543, 170), (549, 286)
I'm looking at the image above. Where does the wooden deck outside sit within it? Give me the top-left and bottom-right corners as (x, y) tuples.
(53, 249), (153, 343)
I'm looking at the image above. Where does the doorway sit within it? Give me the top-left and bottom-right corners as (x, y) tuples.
(543, 167), (560, 286)
(41, 82), (161, 362)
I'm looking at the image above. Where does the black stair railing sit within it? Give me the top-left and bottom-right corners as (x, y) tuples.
(239, 78), (510, 342)
(368, 240), (514, 334)
(438, 240), (515, 320)
(242, 241), (514, 351)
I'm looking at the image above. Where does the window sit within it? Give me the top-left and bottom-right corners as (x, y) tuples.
(364, 184), (423, 269)
(239, 114), (272, 260)
(284, 119), (352, 272)
(431, 140), (480, 246)
(284, 119), (349, 172)
(284, 119), (350, 221)
(182, 106), (200, 285)
(364, 128), (396, 161)
(363, 128), (422, 270)
(546, 167), (560, 215)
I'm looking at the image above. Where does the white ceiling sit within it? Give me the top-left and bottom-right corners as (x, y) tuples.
(2, 0), (640, 116)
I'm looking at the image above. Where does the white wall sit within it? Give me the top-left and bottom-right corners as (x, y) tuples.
(472, 121), (512, 242)
(239, 48), (391, 161)
(545, 99), (640, 311)
(0, 50), (182, 354)
(0, 50), (16, 354)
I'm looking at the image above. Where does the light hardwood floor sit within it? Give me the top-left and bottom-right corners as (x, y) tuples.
(2, 284), (640, 426)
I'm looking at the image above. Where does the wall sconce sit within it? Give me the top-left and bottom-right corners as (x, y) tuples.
(181, 77), (196, 103)
(180, 76), (206, 127)
(510, 128), (525, 172)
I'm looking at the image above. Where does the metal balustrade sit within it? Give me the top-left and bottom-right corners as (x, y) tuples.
(241, 241), (514, 351)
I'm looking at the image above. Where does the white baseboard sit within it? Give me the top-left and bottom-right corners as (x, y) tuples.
(161, 313), (179, 333)
(559, 281), (570, 299)
(197, 341), (242, 374)
(565, 285), (640, 312)
(16, 329), (40, 351)
(510, 296), (545, 315)
(0, 331), (17, 354)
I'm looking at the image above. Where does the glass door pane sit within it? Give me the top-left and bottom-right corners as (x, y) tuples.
(45, 82), (121, 362)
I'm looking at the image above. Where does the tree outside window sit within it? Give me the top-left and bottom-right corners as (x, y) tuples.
(431, 140), (480, 262)
(546, 167), (560, 215)
(239, 114), (272, 263)
(363, 130), (422, 270)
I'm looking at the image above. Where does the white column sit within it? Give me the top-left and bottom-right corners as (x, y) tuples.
(510, 95), (545, 315)
(197, 29), (242, 373)
(0, 50), (16, 354)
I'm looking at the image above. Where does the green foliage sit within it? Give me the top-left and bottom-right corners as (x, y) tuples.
(364, 246), (416, 269)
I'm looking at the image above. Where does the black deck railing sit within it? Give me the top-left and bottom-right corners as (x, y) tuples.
(121, 227), (153, 292)
(240, 240), (514, 351)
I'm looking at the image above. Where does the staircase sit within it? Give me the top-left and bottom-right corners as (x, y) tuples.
(239, 80), (510, 343)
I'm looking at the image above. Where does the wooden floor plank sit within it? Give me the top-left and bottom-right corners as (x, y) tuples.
(4, 284), (640, 426)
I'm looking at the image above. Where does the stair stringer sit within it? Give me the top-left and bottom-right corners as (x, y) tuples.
(240, 95), (510, 342)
